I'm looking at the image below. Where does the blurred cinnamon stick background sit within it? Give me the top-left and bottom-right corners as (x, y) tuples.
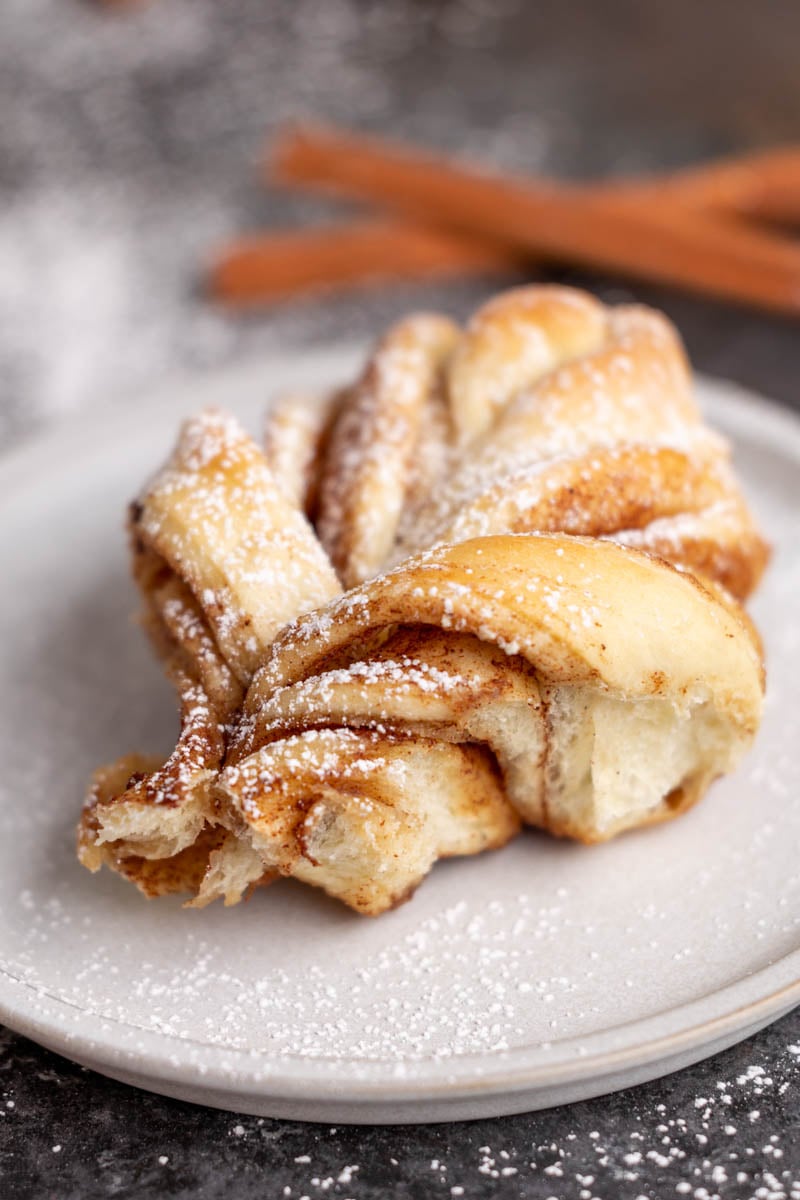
(249, 123), (800, 317)
(3, 0), (800, 453)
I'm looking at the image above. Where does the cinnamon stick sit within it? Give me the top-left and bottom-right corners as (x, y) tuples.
(272, 125), (800, 318)
(209, 133), (800, 310)
(595, 147), (800, 228)
(210, 220), (517, 307)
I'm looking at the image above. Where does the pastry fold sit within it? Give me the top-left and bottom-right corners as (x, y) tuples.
(79, 285), (768, 915)
(308, 286), (768, 598)
(313, 313), (460, 587)
(78, 409), (341, 895)
(214, 534), (762, 912)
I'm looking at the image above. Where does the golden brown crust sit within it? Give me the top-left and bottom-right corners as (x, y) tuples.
(315, 313), (459, 587)
(312, 285), (768, 600)
(77, 285), (768, 916)
(222, 533), (763, 913)
(78, 409), (343, 888)
(247, 535), (764, 722)
(130, 407), (341, 685)
(263, 388), (345, 517)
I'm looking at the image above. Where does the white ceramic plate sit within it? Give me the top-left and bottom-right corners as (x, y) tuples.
(1, 349), (799, 1124)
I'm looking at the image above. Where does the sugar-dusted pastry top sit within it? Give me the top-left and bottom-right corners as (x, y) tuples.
(289, 285), (768, 598)
(78, 285), (768, 915)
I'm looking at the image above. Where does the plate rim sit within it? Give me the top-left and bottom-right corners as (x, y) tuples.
(1, 938), (799, 1103)
(2, 350), (799, 1113)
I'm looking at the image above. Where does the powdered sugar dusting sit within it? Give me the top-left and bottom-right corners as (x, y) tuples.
(0, 330), (797, 1122)
(136, 407), (341, 683)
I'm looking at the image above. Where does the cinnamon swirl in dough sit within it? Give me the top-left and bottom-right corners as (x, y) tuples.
(78, 409), (341, 898)
(78, 285), (767, 914)
(308, 286), (768, 599)
(218, 535), (762, 912)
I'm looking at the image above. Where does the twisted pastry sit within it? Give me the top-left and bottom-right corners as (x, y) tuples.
(313, 313), (460, 586)
(217, 535), (763, 913)
(305, 286), (768, 598)
(79, 409), (341, 899)
(263, 388), (342, 516)
(78, 286), (767, 915)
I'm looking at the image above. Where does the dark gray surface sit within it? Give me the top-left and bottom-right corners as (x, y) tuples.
(1, 1018), (799, 1198)
(1, 0), (799, 1196)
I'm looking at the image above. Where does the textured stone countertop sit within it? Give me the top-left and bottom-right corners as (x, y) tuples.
(1, 1), (799, 1197)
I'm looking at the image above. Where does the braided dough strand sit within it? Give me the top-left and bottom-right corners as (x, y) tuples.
(313, 286), (767, 598)
(215, 534), (763, 913)
(79, 410), (341, 897)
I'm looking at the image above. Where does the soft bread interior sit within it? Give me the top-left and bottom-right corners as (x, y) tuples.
(89, 791), (214, 860)
(540, 684), (739, 839)
(217, 731), (520, 915)
(190, 832), (269, 908)
(277, 744), (520, 915)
